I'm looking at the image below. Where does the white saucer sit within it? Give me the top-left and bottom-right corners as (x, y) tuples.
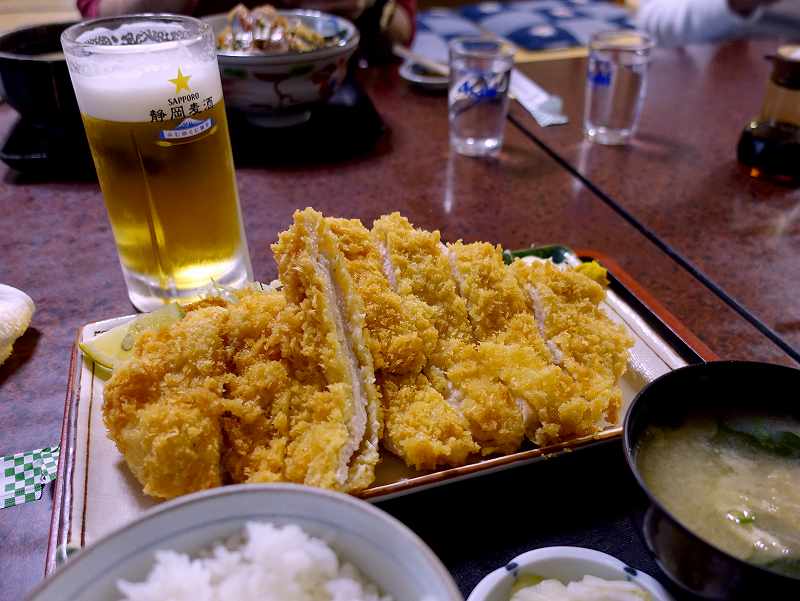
(399, 61), (449, 91)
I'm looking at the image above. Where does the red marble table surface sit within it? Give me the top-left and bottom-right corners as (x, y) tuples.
(511, 38), (800, 356)
(0, 64), (795, 600)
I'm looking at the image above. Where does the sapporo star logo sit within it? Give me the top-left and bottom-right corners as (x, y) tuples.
(169, 67), (191, 94)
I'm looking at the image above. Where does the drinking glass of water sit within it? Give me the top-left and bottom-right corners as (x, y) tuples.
(448, 37), (514, 157)
(584, 31), (653, 145)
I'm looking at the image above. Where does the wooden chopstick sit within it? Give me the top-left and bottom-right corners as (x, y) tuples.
(392, 43), (450, 77)
(393, 43), (524, 102)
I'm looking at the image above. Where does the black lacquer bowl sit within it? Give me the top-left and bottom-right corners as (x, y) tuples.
(0, 22), (80, 127)
(623, 361), (800, 600)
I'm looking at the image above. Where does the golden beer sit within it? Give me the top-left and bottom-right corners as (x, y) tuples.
(82, 100), (243, 288)
(62, 15), (252, 310)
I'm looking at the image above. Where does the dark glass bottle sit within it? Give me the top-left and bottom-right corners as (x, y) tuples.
(737, 45), (800, 185)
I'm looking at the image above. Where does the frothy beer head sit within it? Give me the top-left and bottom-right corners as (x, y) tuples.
(63, 17), (222, 123)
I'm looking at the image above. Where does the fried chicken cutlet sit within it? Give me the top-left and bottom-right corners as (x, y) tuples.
(445, 241), (577, 449)
(103, 208), (634, 500)
(374, 215), (527, 457)
(326, 217), (437, 375)
(510, 258), (634, 437)
(272, 208), (382, 491)
(443, 241), (529, 454)
(371, 213), (479, 468)
(103, 292), (288, 499)
(320, 216), (475, 471)
(105, 209), (385, 498)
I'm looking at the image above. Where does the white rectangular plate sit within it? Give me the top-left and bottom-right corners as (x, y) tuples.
(50, 253), (711, 568)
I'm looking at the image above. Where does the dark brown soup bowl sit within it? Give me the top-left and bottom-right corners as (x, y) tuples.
(0, 22), (80, 127)
(623, 361), (800, 600)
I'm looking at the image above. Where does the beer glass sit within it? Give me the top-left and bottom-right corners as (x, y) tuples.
(61, 15), (253, 311)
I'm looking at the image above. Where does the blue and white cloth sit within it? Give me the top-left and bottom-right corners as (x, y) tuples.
(416, 0), (634, 57)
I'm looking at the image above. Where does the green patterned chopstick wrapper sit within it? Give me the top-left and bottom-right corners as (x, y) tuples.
(2, 446), (59, 508)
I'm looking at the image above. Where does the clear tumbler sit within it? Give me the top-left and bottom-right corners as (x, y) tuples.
(448, 37), (514, 157)
(584, 30), (653, 145)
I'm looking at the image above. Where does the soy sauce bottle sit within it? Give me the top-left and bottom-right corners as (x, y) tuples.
(737, 45), (800, 185)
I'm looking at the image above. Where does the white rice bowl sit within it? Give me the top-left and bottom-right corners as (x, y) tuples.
(26, 485), (462, 601)
(117, 522), (391, 601)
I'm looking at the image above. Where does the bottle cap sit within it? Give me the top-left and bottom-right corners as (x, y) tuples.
(770, 45), (800, 90)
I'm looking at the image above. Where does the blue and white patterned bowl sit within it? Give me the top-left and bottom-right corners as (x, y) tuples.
(468, 547), (674, 601)
(204, 10), (359, 121)
(26, 484), (462, 601)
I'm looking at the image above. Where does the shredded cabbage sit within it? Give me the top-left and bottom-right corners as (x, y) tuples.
(510, 574), (651, 601)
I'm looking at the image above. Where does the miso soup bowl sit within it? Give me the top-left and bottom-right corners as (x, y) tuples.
(624, 361), (800, 600)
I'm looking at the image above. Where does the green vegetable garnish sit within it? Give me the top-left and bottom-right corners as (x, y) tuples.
(717, 417), (800, 459)
(726, 510), (756, 525)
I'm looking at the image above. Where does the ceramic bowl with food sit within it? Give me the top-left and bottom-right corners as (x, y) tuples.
(25, 483), (462, 601)
(204, 10), (358, 124)
(468, 546), (673, 601)
(0, 21), (81, 127)
(624, 361), (800, 600)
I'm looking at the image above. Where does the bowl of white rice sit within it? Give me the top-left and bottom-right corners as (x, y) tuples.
(26, 484), (463, 601)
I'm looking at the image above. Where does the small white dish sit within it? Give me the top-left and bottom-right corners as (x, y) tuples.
(468, 546), (674, 601)
(399, 61), (449, 91)
(27, 484), (462, 601)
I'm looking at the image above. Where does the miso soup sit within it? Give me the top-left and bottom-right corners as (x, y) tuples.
(637, 410), (800, 578)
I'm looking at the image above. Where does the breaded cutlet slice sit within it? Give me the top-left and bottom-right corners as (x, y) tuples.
(446, 241), (530, 339)
(218, 362), (291, 485)
(217, 289), (292, 485)
(272, 208), (381, 492)
(445, 241), (573, 450)
(487, 314), (584, 445)
(103, 306), (231, 499)
(373, 218), (528, 457)
(378, 372), (477, 470)
(370, 213), (478, 467)
(326, 217), (437, 375)
(510, 258), (633, 433)
(103, 289), (296, 499)
(442, 342), (524, 455)
(372, 213), (472, 346)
